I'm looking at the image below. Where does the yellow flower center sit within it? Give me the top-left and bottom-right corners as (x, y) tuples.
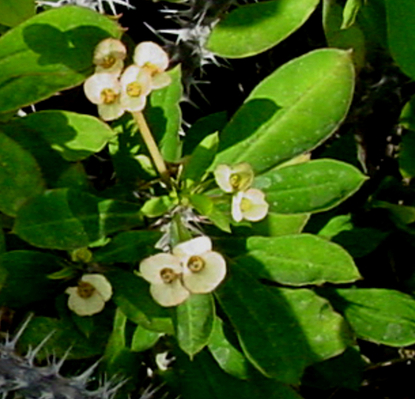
(229, 173), (241, 190)
(240, 198), (253, 212)
(187, 256), (205, 273)
(126, 82), (142, 97)
(160, 268), (177, 284)
(77, 281), (95, 299)
(100, 88), (118, 104)
(143, 62), (160, 76)
(99, 55), (116, 69)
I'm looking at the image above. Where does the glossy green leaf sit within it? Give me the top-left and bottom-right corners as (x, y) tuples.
(0, 0), (35, 27)
(342, 0), (363, 29)
(105, 308), (127, 365)
(242, 234), (361, 286)
(326, 288), (415, 346)
(131, 324), (162, 352)
(141, 196), (175, 218)
(216, 267), (313, 383)
(175, 293), (215, 357)
(207, 0), (319, 58)
(276, 288), (353, 360)
(385, 0), (415, 80)
(254, 160), (367, 214)
(250, 212), (309, 236)
(0, 131), (45, 216)
(323, 0), (366, 70)
(208, 317), (250, 380)
(93, 231), (162, 263)
(212, 49), (355, 173)
(15, 111), (118, 161)
(189, 194), (231, 233)
(145, 65), (182, 162)
(176, 349), (302, 399)
(0, 250), (63, 307)
(108, 269), (174, 334)
(0, 6), (122, 114)
(318, 214), (388, 258)
(13, 189), (143, 250)
(182, 133), (219, 184)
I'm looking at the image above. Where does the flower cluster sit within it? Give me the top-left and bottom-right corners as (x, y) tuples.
(139, 236), (226, 307)
(65, 274), (112, 316)
(84, 39), (171, 121)
(214, 163), (269, 222)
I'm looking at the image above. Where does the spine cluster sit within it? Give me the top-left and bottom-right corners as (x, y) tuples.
(0, 318), (120, 399)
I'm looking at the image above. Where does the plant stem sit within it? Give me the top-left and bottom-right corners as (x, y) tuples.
(132, 111), (169, 184)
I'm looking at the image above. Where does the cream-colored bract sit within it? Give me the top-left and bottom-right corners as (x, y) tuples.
(173, 236), (226, 294)
(133, 42), (171, 90)
(140, 253), (190, 307)
(232, 188), (269, 222)
(93, 38), (127, 75)
(83, 72), (124, 121)
(214, 163), (254, 193)
(120, 65), (152, 112)
(65, 274), (113, 317)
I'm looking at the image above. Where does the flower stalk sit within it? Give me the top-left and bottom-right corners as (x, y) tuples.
(132, 111), (170, 184)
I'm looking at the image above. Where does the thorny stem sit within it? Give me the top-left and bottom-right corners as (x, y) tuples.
(132, 111), (170, 185)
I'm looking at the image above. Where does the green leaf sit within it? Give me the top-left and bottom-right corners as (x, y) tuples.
(145, 65), (182, 162)
(242, 234), (361, 286)
(341, 0), (363, 29)
(108, 269), (174, 334)
(276, 288), (353, 360)
(325, 288), (415, 346)
(0, 0), (35, 27)
(254, 159), (367, 214)
(318, 214), (388, 258)
(93, 230), (162, 263)
(13, 189), (143, 250)
(18, 316), (107, 359)
(0, 131), (44, 216)
(105, 308), (127, 365)
(182, 132), (219, 184)
(189, 194), (231, 233)
(183, 112), (228, 156)
(175, 293), (215, 357)
(207, 0), (319, 58)
(212, 49), (355, 173)
(175, 349), (302, 399)
(208, 317), (250, 380)
(216, 267), (313, 383)
(15, 111), (118, 161)
(385, 0), (415, 80)
(302, 346), (364, 391)
(399, 96), (415, 178)
(141, 195), (175, 218)
(131, 324), (162, 352)
(0, 6), (122, 114)
(0, 250), (63, 307)
(323, 0), (366, 70)
(250, 212), (309, 236)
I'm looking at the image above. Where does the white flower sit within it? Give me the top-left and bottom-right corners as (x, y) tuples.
(133, 42), (171, 90)
(120, 65), (152, 112)
(93, 38), (127, 75)
(173, 236), (226, 294)
(65, 274), (112, 316)
(83, 72), (124, 121)
(232, 188), (269, 223)
(214, 163), (254, 193)
(140, 253), (190, 307)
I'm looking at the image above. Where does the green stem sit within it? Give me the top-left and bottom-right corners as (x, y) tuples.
(132, 111), (170, 184)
